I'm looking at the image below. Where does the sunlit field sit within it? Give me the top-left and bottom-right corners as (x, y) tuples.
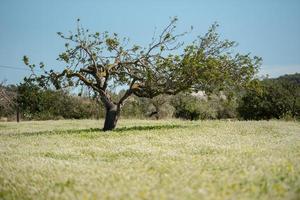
(0, 119), (299, 199)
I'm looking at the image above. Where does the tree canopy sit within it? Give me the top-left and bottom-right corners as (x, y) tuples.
(24, 18), (261, 131)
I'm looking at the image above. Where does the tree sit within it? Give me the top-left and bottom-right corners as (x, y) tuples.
(238, 74), (300, 120)
(276, 73), (300, 118)
(0, 81), (19, 121)
(147, 95), (173, 119)
(24, 18), (261, 131)
(17, 79), (103, 120)
(171, 93), (204, 120)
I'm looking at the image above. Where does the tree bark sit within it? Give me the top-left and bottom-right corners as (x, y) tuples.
(103, 104), (120, 131)
(100, 87), (133, 131)
(16, 106), (20, 123)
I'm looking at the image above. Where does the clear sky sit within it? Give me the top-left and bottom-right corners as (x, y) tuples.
(0, 0), (299, 84)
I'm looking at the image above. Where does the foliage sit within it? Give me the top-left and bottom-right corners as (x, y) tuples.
(17, 80), (103, 120)
(119, 95), (145, 118)
(276, 73), (300, 118)
(171, 92), (237, 120)
(143, 94), (174, 119)
(0, 83), (18, 118)
(211, 92), (238, 119)
(172, 93), (208, 120)
(23, 18), (260, 130)
(238, 74), (300, 120)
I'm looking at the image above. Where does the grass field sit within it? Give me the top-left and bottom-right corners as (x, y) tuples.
(0, 119), (299, 200)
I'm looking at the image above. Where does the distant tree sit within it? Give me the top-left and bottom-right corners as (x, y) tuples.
(115, 91), (145, 118)
(171, 93), (203, 120)
(171, 92), (237, 120)
(276, 73), (300, 117)
(17, 79), (103, 120)
(147, 95), (173, 119)
(17, 80), (42, 118)
(24, 18), (261, 131)
(0, 81), (19, 121)
(238, 75), (300, 120)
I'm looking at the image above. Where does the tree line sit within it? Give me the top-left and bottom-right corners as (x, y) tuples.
(1, 73), (299, 121)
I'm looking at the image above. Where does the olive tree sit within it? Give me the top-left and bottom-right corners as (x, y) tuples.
(24, 18), (261, 131)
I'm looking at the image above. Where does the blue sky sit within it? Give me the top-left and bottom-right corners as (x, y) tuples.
(0, 0), (299, 84)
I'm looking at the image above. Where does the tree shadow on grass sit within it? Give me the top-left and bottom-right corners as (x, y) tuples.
(113, 124), (184, 132)
(11, 124), (185, 137)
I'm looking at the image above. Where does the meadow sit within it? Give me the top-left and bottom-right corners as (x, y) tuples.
(0, 119), (299, 200)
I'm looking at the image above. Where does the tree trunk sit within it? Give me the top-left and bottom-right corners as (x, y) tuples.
(103, 105), (120, 131)
(16, 106), (20, 123)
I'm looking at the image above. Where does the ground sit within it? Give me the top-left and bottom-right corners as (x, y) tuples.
(0, 119), (299, 200)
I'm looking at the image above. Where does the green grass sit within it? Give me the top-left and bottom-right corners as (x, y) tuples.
(0, 119), (299, 200)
